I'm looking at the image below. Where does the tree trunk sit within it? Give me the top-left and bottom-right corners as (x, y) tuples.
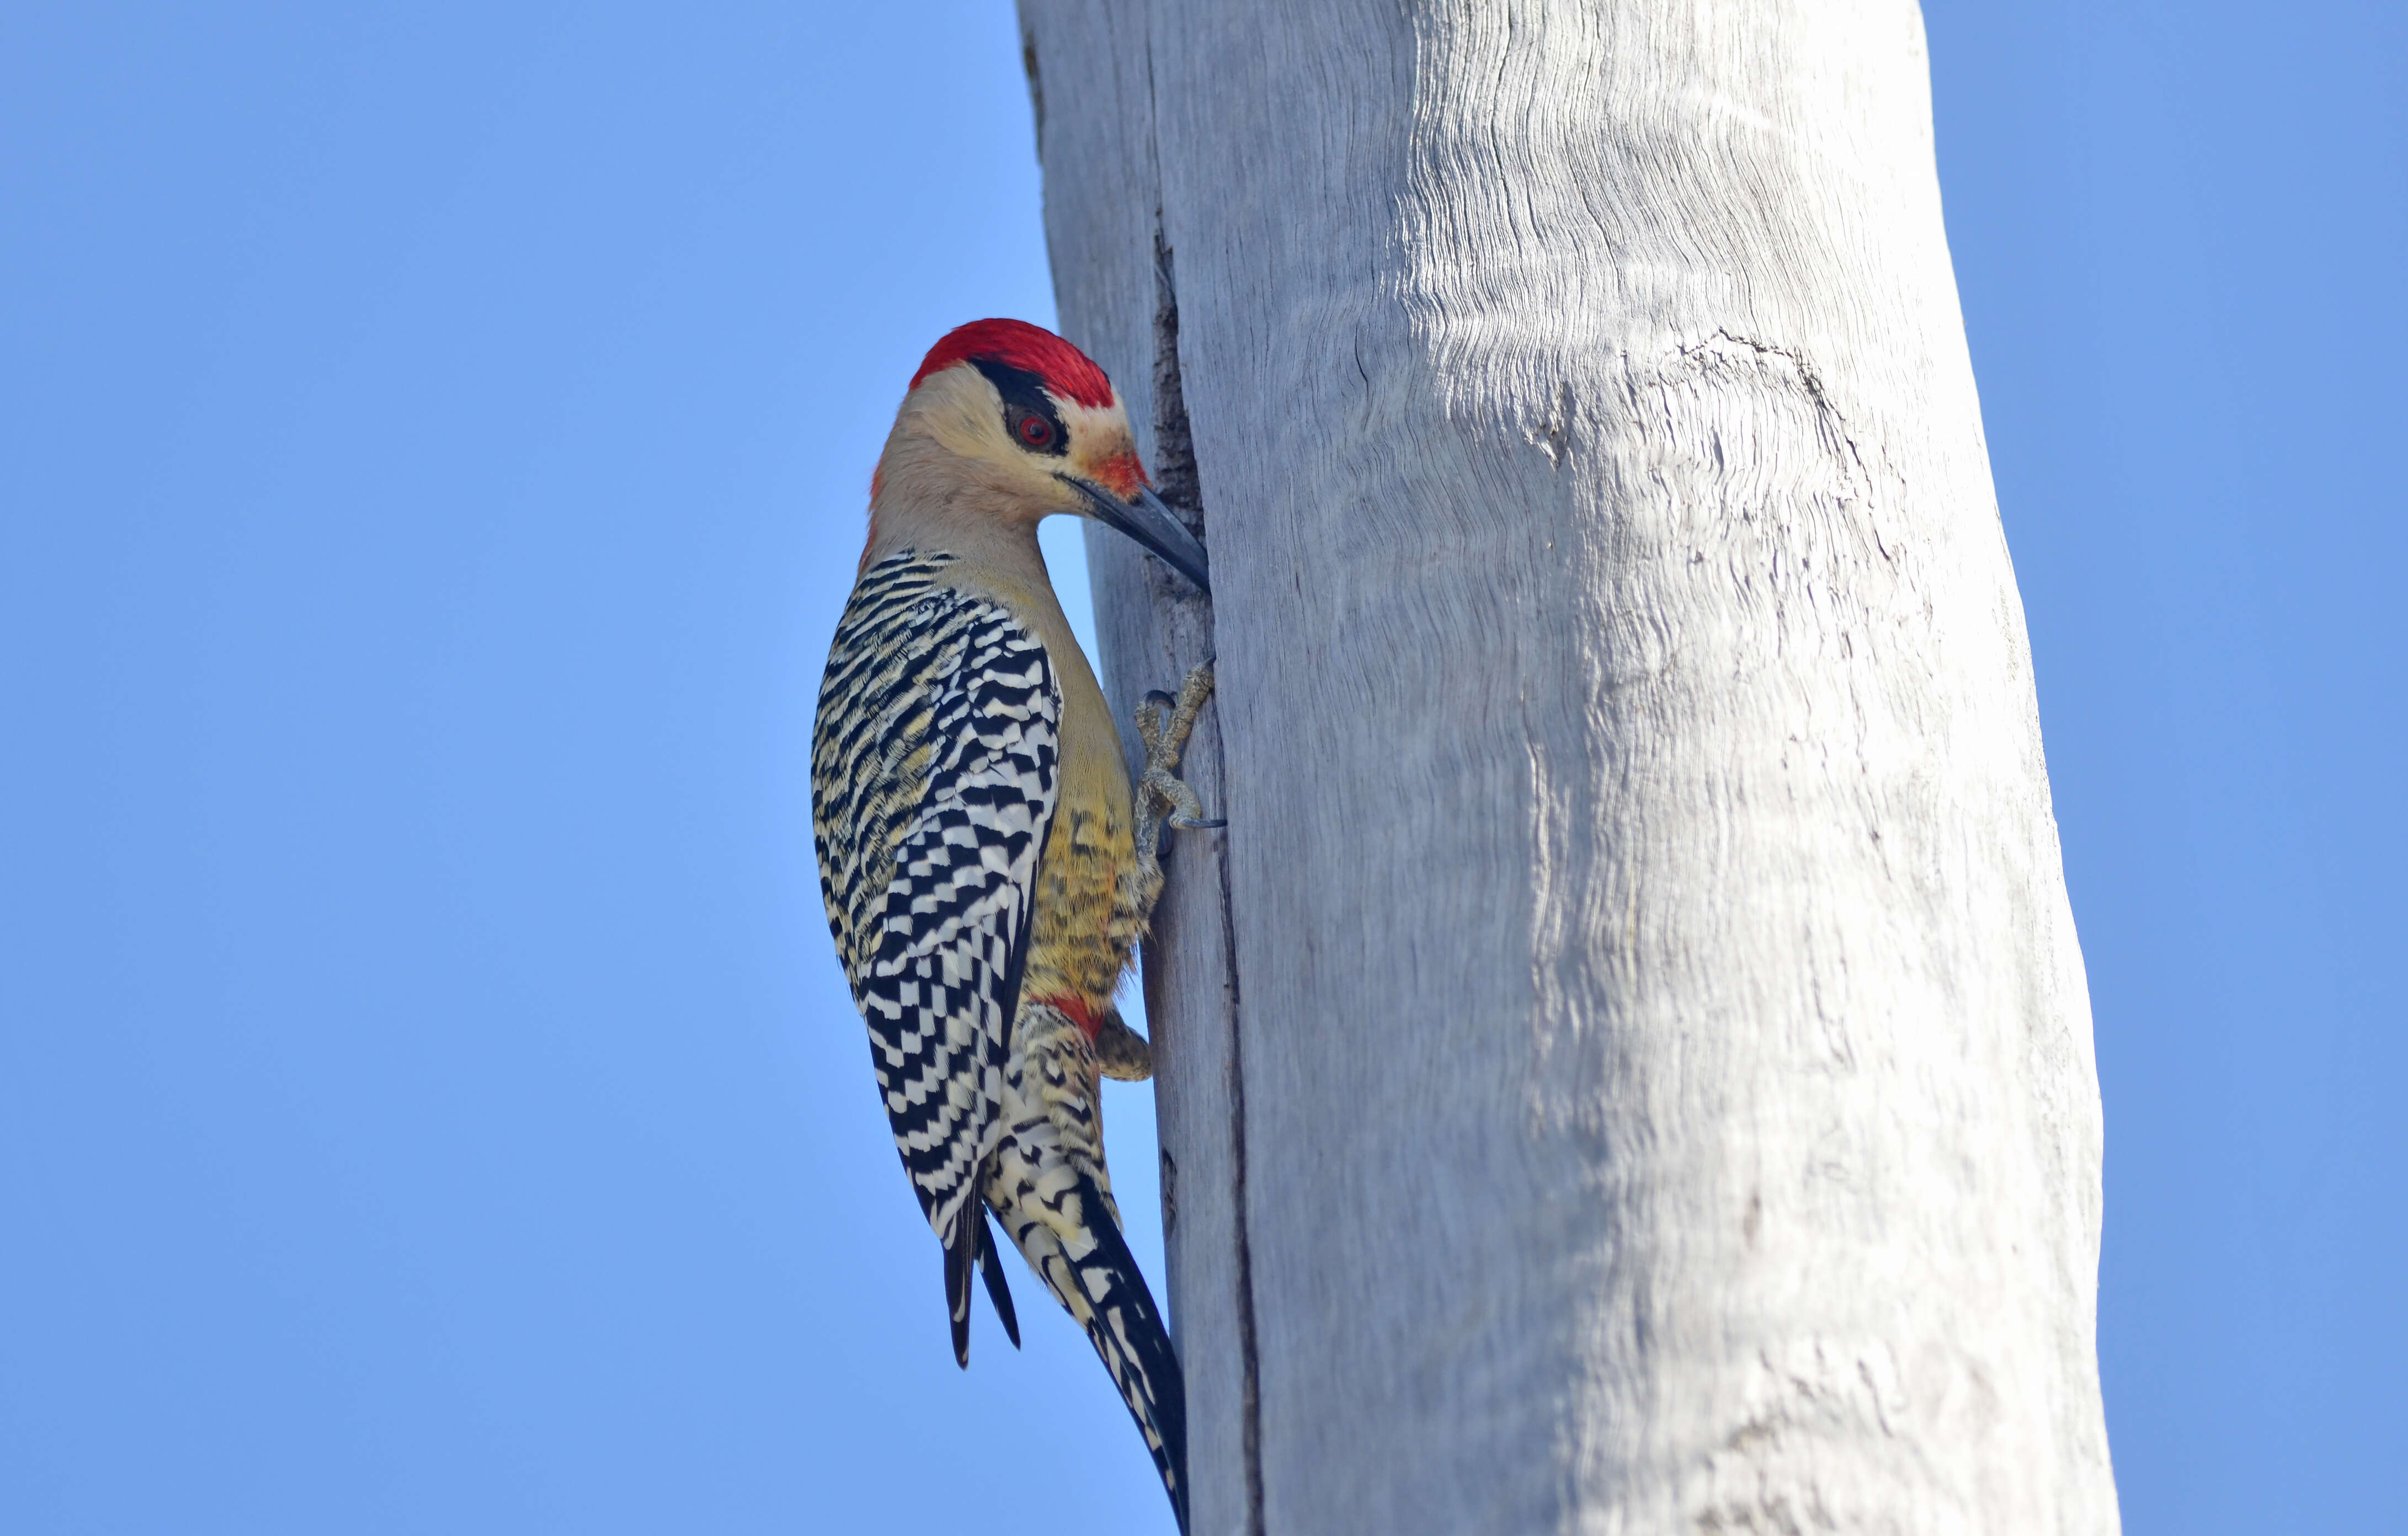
(1016, 3), (2118, 1532)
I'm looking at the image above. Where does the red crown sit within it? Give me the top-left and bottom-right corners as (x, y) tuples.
(909, 318), (1116, 409)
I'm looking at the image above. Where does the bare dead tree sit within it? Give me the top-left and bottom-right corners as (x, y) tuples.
(1017, 3), (2118, 1531)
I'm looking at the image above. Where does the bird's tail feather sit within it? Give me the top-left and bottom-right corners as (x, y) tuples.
(942, 1198), (978, 1367)
(978, 1209), (1021, 1349)
(944, 1199), (1026, 1366)
(1066, 1174), (1190, 1535)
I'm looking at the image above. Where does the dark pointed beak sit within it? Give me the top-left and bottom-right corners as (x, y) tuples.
(1062, 476), (1211, 594)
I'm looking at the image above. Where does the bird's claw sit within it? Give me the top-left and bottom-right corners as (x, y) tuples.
(1091, 1005), (1156, 1082)
(1133, 664), (1221, 850)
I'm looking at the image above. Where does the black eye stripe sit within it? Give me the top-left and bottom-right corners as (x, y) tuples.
(971, 359), (1070, 458)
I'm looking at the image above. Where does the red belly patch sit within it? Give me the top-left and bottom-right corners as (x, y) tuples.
(1031, 992), (1104, 1041)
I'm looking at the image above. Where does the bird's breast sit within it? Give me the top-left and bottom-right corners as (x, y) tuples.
(1025, 632), (1137, 1012)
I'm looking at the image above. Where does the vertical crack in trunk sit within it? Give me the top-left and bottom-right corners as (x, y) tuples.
(1216, 783), (1263, 1536)
(1153, 224), (1264, 1536)
(1150, 230), (1204, 525)
(1017, 16), (1044, 157)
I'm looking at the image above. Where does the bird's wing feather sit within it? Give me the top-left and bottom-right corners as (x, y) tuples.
(812, 552), (1060, 1358)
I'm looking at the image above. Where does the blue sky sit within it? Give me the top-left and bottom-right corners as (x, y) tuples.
(2, 4), (2399, 1532)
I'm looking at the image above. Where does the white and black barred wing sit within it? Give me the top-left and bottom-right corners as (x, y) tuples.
(812, 550), (1061, 1354)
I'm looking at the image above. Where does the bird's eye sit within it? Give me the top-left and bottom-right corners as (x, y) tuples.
(1013, 411), (1055, 450)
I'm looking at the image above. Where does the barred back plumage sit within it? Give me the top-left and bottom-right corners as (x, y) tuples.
(813, 551), (1060, 1291)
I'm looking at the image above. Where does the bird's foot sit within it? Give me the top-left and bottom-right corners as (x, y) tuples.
(1092, 1005), (1155, 1082)
(1134, 663), (1224, 854)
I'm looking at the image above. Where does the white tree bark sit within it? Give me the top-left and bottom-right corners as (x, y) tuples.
(1016, 3), (2117, 1532)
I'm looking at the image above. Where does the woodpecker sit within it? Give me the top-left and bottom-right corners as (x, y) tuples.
(812, 318), (1217, 1532)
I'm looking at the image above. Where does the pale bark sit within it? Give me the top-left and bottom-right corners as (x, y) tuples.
(1017, 3), (2117, 1532)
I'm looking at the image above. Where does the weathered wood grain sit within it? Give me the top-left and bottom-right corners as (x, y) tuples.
(1019, 3), (2117, 1532)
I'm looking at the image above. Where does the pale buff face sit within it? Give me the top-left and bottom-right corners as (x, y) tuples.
(879, 361), (1146, 527)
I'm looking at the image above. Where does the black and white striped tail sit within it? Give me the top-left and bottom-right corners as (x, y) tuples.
(1067, 1174), (1190, 1534)
(991, 1162), (1190, 1533)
